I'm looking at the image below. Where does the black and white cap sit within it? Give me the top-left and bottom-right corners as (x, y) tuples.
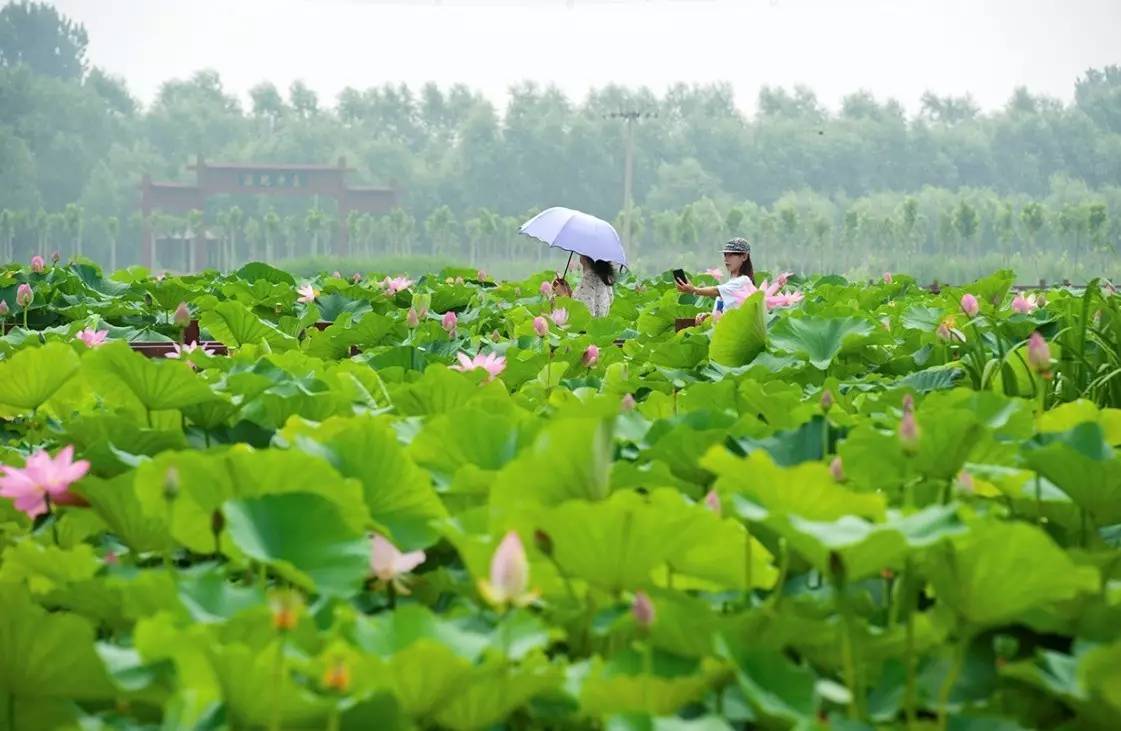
(721, 238), (751, 255)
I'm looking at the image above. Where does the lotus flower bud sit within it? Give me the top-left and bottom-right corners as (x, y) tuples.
(30, 255), (45, 273)
(352, 272), (362, 283)
(539, 280), (554, 298)
(620, 393), (636, 411)
(830, 456), (845, 482)
(533, 316), (548, 337)
(51, 251), (60, 264)
(550, 308), (569, 327)
(173, 302), (191, 328)
(406, 308), (420, 328)
(442, 311), (458, 335)
(960, 293), (979, 318)
(582, 344), (600, 367)
(899, 410), (920, 455)
(703, 489), (721, 515)
(16, 283), (32, 307)
(0, 300), (9, 317)
(1027, 331), (1051, 378)
(820, 389), (834, 412)
(632, 591), (655, 629)
(883, 272), (893, 284)
(332, 271), (341, 279)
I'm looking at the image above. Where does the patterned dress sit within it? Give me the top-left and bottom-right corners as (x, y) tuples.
(573, 265), (614, 318)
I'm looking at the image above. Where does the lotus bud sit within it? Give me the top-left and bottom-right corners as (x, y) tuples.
(958, 470), (975, 494)
(820, 389), (834, 412)
(620, 393), (636, 411)
(703, 489), (721, 515)
(442, 311), (458, 335)
(30, 255), (45, 273)
(16, 283), (32, 308)
(332, 270), (341, 279)
(632, 591), (655, 629)
(173, 302), (191, 328)
(0, 300), (9, 317)
(550, 308), (569, 328)
(406, 308), (420, 328)
(830, 456), (845, 482)
(960, 293), (979, 318)
(883, 272), (893, 284)
(533, 316), (548, 337)
(352, 272), (362, 283)
(582, 344), (600, 367)
(899, 410), (920, 455)
(51, 251), (60, 264)
(1027, 331), (1051, 379)
(539, 280), (554, 298)
(901, 393), (915, 413)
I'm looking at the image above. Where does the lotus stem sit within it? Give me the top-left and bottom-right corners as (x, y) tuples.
(904, 559), (918, 731)
(269, 634), (287, 731)
(937, 628), (970, 731)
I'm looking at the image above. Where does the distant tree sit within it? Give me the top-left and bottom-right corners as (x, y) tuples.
(288, 80), (318, 119)
(0, 1), (88, 80)
(1075, 65), (1121, 134)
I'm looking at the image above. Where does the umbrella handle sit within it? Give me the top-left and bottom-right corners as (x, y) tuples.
(561, 251), (574, 279)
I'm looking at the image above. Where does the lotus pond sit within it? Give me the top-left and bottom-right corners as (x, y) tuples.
(0, 261), (1120, 731)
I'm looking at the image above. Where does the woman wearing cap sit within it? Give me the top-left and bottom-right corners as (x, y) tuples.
(675, 238), (755, 324)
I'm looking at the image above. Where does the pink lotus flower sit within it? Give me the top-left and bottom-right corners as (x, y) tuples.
(704, 268), (724, 281)
(478, 531), (537, 608)
(76, 328), (108, 348)
(442, 311), (458, 336)
(476, 270), (489, 281)
(0, 300), (8, 317)
(1011, 294), (1038, 315)
(173, 302), (191, 328)
(369, 533), (426, 593)
(533, 316), (549, 337)
(582, 344), (600, 367)
(883, 272), (893, 284)
(539, 280), (554, 298)
(30, 255), (45, 273)
(297, 283), (318, 303)
(550, 308), (569, 328)
(1028, 331), (1051, 378)
(165, 341), (215, 368)
(776, 271), (794, 287)
(352, 272), (363, 283)
(960, 293), (979, 318)
(16, 283), (33, 308)
(632, 591), (655, 628)
(766, 291), (804, 310)
(830, 456), (845, 482)
(703, 489), (721, 515)
(620, 393), (637, 411)
(406, 308), (420, 328)
(451, 351), (507, 382)
(899, 411), (920, 454)
(0, 445), (90, 519)
(382, 276), (413, 295)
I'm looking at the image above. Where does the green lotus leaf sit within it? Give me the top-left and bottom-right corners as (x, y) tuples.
(0, 341), (80, 412)
(709, 291), (767, 367)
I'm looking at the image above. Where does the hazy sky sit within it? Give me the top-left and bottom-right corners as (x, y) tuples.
(52, 0), (1121, 115)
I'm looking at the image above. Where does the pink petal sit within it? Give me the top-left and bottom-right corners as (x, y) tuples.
(490, 531), (529, 599)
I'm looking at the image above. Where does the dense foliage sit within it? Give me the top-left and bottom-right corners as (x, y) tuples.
(1, 256), (1120, 730)
(2, 2), (1121, 280)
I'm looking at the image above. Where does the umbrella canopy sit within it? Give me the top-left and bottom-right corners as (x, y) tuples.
(519, 207), (628, 267)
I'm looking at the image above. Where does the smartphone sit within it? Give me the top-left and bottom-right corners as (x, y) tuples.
(672, 268), (687, 284)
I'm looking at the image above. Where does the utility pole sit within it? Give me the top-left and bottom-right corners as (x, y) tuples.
(606, 110), (655, 258)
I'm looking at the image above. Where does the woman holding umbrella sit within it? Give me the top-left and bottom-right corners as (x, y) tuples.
(552, 256), (616, 317)
(519, 207), (626, 318)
